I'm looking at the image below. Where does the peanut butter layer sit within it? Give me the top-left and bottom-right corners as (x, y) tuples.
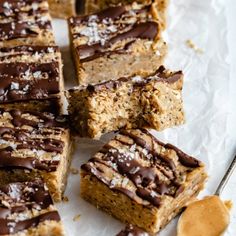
(0, 0), (55, 47)
(0, 180), (65, 236)
(68, 2), (167, 85)
(67, 66), (185, 139)
(177, 196), (231, 236)
(80, 129), (207, 233)
(48, 0), (76, 19)
(0, 45), (63, 112)
(0, 108), (73, 202)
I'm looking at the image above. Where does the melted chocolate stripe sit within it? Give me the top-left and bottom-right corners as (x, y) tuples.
(0, 147), (59, 172)
(0, 211), (60, 235)
(70, 6), (126, 25)
(77, 22), (158, 61)
(0, 62), (59, 79)
(120, 130), (176, 170)
(164, 143), (200, 168)
(0, 181), (53, 218)
(0, 109), (68, 128)
(0, 45), (58, 54)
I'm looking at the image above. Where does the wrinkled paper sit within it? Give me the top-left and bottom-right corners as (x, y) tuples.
(52, 0), (235, 234)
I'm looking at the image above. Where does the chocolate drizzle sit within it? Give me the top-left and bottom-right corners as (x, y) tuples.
(82, 129), (203, 208)
(0, 211), (60, 235)
(0, 62), (60, 102)
(77, 22), (159, 62)
(0, 180), (60, 235)
(0, 109), (68, 172)
(0, 0), (52, 41)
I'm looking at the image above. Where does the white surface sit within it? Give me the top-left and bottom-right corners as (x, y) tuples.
(52, 0), (236, 235)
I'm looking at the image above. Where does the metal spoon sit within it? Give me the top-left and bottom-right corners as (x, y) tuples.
(215, 154), (236, 196)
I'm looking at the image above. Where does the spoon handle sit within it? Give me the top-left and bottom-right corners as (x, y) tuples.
(215, 154), (236, 196)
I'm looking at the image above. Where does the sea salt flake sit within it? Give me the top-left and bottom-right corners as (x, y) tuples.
(10, 82), (19, 90)
(33, 71), (42, 78)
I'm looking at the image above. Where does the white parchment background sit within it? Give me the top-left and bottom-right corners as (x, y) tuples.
(52, 0), (236, 235)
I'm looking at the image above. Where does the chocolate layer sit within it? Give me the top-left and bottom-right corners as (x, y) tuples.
(0, 109), (68, 172)
(69, 3), (159, 62)
(0, 59), (60, 103)
(81, 129), (202, 208)
(0, 0), (52, 41)
(0, 180), (60, 235)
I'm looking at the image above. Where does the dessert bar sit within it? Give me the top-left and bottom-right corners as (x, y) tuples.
(0, 0), (55, 47)
(67, 66), (185, 139)
(48, 0), (76, 19)
(0, 45), (64, 113)
(80, 129), (207, 233)
(68, 2), (167, 85)
(84, 0), (168, 29)
(0, 108), (73, 202)
(117, 225), (150, 236)
(0, 180), (65, 235)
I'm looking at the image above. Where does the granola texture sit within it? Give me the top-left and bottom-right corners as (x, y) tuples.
(48, 0), (76, 19)
(0, 45), (64, 113)
(0, 108), (73, 202)
(0, 0), (55, 47)
(0, 180), (65, 236)
(67, 66), (185, 139)
(80, 129), (207, 233)
(68, 2), (167, 85)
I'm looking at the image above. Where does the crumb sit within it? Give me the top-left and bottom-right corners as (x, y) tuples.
(73, 214), (81, 221)
(224, 200), (233, 210)
(185, 39), (204, 54)
(62, 196), (69, 202)
(70, 167), (79, 175)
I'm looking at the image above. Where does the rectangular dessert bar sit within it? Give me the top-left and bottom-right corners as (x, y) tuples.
(48, 0), (76, 19)
(0, 0), (55, 47)
(67, 66), (185, 139)
(80, 129), (207, 233)
(84, 0), (168, 29)
(68, 2), (167, 85)
(0, 180), (65, 235)
(0, 45), (64, 113)
(0, 108), (73, 202)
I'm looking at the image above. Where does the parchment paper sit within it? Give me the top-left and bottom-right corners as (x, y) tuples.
(51, 0), (235, 235)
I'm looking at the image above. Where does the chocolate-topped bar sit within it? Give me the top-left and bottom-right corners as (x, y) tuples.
(117, 225), (150, 236)
(0, 180), (65, 235)
(84, 0), (168, 29)
(0, 0), (55, 47)
(48, 0), (76, 18)
(0, 108), (73, 202)
(80, 129), (207, 233)
(67, 66), (185, 139)
(0, 45), (64, 112)
(68, 2), (167, 85)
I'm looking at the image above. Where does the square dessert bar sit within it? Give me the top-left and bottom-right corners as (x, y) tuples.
(67, 66), (185, 139)
(48, 0), (76, 19)
(0, 180), (65, 236)
(84, 0), (168, 29)
(0, 45), (64, 113)
(0, 0), (55, 47)
(68, 2), (167, 85)
(80, 129), (207, 233)
(0, 108), (73, 202)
